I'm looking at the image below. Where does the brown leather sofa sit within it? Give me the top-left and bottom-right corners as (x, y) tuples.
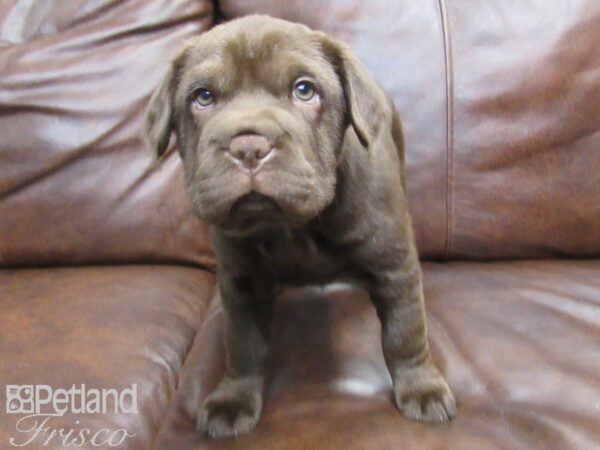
(1, 1), (599, 449)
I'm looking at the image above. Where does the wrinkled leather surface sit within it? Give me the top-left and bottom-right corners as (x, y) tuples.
(155, 260), (600, 449)
(2, 0), (599, 263)
(445, 1), (600, 259)
(221, 0), (600, 260)
(0, 0), (215, 268)
(0, 265), (215, 450)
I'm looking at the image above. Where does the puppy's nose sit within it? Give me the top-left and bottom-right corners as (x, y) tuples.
(227, 134), (273, 171)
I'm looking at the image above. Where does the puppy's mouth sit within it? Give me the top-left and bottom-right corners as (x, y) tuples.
(227, 191), (283, 230)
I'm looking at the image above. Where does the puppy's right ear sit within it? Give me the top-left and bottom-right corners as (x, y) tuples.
(143, 50), (186, 163)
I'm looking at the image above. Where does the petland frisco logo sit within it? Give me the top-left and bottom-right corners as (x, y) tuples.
(5, 384), (138, 447)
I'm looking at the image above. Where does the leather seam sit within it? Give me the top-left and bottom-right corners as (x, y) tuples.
(437, 0), (454, 258)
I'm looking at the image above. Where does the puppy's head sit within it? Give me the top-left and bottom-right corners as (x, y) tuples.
(145, 15), (390, 236)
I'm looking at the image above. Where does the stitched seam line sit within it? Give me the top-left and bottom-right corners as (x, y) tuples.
(437, 0), (454, 259)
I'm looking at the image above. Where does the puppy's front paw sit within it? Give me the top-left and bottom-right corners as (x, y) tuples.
(393, 362), (456, 424)
(196, 377), (263, 439)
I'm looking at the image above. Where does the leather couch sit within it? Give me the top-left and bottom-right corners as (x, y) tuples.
(1, 1), (598, 449)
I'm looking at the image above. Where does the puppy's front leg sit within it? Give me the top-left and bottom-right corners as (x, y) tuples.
(367, 252), (456, 424)
(196, 271), (273, 438)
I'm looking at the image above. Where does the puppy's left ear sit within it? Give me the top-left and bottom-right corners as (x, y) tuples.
(319, 34), (393, 151)
(143, 49), (187, 163)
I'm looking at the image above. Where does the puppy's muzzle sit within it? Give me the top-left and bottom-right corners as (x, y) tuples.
(226, 134), (274, 175)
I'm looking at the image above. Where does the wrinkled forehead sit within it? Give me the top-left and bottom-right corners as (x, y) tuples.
(179, 24), (338, 96)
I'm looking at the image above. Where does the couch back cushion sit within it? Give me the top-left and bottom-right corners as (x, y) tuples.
(1, 0), (599, 265)
(0, 0), (215, 268)
(221, 0), (600, 260)
(445, 1), (600, 259)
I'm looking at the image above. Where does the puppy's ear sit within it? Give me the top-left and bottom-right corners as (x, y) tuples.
(143, 50), (187, 163)
(320, 35), (392, 151)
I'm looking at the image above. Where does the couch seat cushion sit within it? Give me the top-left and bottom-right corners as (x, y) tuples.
(0, 265), (215, 450)
(154, 260), (600, 450)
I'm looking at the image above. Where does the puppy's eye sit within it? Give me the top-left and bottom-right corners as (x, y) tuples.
(192, 87), (214, 108)
(293, 80), (319, 104)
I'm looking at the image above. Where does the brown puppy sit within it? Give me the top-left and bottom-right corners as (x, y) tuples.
(145, 15), (456, 438)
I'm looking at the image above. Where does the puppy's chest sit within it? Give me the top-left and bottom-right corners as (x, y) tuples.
(255, 230), (346, 284)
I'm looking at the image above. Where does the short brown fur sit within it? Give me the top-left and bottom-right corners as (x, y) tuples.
(144, 15), (456, 438)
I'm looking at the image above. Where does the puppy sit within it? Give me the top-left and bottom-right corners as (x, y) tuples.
(145, 15), (456, 438)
